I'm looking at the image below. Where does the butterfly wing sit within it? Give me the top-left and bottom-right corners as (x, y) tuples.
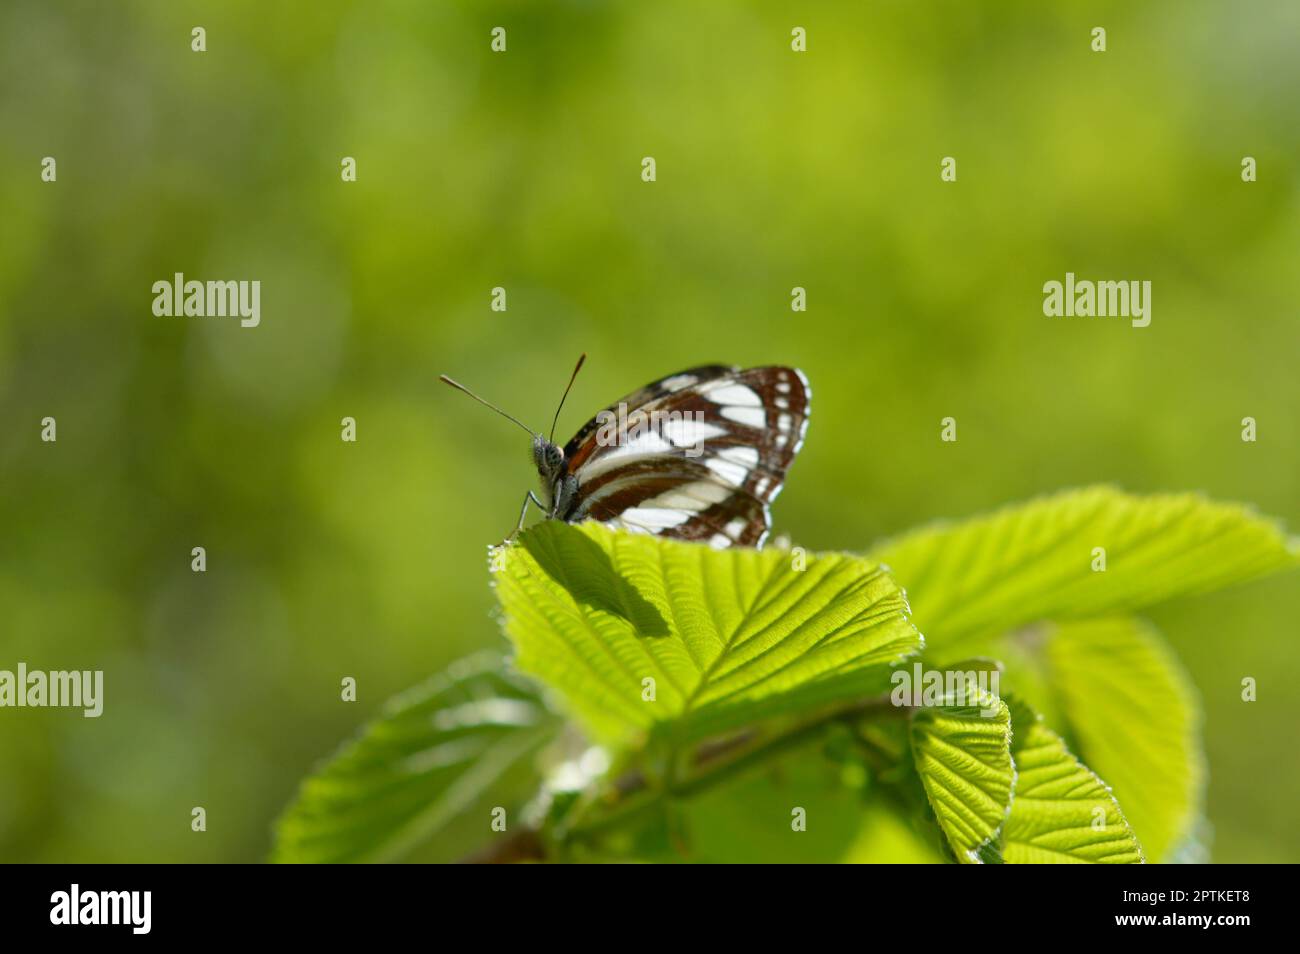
(562, 364), (736, 463)
(563, 366), (810, 548)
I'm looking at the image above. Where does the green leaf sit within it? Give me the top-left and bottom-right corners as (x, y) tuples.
(843, 803), (951, 863)
(270, 652), (556, 863)
(1001, 698), (1144, 864)
(871, 486), (1299, 651)
(681, 750), (877, 864)
(495, 520), (921, 746)
(909, 677), (1013, 863)
(595, 742), (874, 863)
(1045, 617), (1204, 863)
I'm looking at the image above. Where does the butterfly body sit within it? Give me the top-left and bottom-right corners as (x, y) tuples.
(445, 360), (810, 550)
(531, 435), (579, 520)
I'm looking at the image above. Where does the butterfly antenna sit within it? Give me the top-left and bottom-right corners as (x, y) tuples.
(549, 352), (587, 443)
(439, 374), (537, 437)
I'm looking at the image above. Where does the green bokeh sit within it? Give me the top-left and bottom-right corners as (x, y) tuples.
(1, 0), (1296, 862)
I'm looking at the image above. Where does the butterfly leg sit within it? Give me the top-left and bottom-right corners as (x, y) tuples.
(507, 490), (547, 541)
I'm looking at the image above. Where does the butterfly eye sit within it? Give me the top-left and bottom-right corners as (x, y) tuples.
(546, 445), (564, 470)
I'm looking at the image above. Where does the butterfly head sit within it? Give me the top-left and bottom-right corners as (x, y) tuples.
(441, 353), (588, 517)
(532, 436), (566, 484)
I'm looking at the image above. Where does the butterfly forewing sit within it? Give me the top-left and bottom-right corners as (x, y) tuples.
(562, 364), (735, 467)
(563, 365), (810, 548)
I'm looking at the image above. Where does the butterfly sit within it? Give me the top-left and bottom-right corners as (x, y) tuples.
(440, 355), (810, 549)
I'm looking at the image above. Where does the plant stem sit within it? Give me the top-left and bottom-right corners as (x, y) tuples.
(564, 693), (908, 847)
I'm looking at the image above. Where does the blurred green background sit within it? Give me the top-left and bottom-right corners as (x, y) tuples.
(1, 0), (1297, 863)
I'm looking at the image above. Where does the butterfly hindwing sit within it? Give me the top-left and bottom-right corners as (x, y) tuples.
(563, 366), (810, 548)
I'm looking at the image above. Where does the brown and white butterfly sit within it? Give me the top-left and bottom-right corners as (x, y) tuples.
(441, 356), (810, 549)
